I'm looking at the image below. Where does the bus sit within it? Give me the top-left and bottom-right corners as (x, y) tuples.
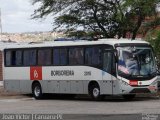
(3, 39), (158, 100)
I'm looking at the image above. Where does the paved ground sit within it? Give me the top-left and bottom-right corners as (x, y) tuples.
(0, 93), (160, 114)
(0, 95), (160, 120)
(0, 86), (160, 114)
(0, 84), (160, 120)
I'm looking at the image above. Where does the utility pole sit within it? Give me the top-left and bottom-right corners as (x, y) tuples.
(0, 8), (2, 41)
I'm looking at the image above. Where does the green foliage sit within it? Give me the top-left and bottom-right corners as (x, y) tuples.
(66, 30), (86, 38)
(146, 30), (160, 69)
(116, 0), (160, 39)
(65, 30), (101, 40)
(32, 0), (160, 39)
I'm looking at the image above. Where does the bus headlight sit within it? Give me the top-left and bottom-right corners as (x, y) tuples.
(121, 80), (129, 86)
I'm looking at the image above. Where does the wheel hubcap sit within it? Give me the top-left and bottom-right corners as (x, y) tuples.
(34, 86), (41, 97)
(93, 88), (100, 97)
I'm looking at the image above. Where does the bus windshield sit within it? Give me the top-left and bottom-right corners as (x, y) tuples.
(117, 46), (156, 80)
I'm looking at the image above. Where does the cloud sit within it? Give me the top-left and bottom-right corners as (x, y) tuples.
(0, 0), (53, 33)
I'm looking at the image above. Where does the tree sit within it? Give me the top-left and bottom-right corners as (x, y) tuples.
(145, 30), (160, 70)
(32, 0), (160, 39)
(32, 0), (119, 38)
(116, 0), (160, 39)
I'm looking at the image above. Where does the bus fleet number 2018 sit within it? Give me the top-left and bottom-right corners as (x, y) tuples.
(84, 71), (91, 76)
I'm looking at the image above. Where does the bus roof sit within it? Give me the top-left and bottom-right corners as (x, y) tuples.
(0, 41), (18, 50)
(3, 38), (149, 49)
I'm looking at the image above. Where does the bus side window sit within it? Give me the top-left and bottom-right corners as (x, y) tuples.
(53, 48), (68, 66)
(15, 50), (22, 66)
(92, 47), (101, 65)
(85, 48), (92, 65)
(23, 50), (37, 66)
(11, 51), (16, 65)
(53, 49), (60, 65)
(85, 47), (102, 66)
(69, 48), (84, 65)
(103, 52), (112, 74)
(38, 49), (52, 66)
(60, 49), (68, 65)
(5, 50), (22, 66)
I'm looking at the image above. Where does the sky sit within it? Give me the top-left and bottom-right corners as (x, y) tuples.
(0, 0), (53, 33)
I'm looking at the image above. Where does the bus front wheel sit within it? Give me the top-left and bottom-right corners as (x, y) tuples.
(32, 82), (43, 100)
(89, 83), (104, 101)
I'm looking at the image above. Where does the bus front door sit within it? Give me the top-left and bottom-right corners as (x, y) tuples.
(102, 51), (114, 95)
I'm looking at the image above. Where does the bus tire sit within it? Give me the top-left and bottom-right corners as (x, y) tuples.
(89, 83), (104, 101)
(32, 82), (43, 100)
(122, 94), (135, 101)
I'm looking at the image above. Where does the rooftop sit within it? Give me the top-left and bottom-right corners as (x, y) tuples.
(2, 38), (149, 49)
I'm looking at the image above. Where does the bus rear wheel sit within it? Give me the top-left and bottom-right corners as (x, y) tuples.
(89, 83), (104, 101)
(32, 82), (43, 100)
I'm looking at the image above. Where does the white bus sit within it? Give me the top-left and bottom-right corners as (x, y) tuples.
(3, 39), (158, 100)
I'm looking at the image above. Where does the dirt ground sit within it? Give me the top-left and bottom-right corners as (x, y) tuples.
(0, 86), (29, 99)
